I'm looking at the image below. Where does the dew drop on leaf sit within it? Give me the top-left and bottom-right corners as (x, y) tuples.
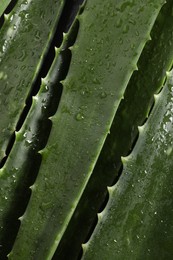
(116, 18), (122, 28)
(100, 92), (107, 99)
(76, 113), (84, 121)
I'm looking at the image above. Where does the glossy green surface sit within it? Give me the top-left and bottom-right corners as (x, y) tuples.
(9, 0), (164, 259)
(97, 0), (173, 180)
(0, 0), (64, 160)
(54, 2), (173, 258)
(0, 35), (68, 259)
(83, 70), (173, 259)
(0, 0), (12, 17)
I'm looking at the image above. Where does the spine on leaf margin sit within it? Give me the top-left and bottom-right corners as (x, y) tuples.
(82, 69), (173, 259)
(0, 4), (79, 260)
(9, 0), (165, 259)
(0, 0), (13, 17)
(0, 0), (64, 161)
(0, 17), (79, 259)
(54, 1), (173, 258)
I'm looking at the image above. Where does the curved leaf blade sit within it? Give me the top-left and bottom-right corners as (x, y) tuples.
(0, 0), (64, 160)
(83, 70), (173, 259)
(55, 2), (173, 258)
(9, 0), (165, 259)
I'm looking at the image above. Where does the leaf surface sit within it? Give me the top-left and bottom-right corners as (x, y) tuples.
(9, 0), (165, 259)
(0, 0), (12, 17)
(0, 0), (64, 160)
(0, 65), (60, 258)
(54, 2), (173, 258)
(82, 69), (173, 259)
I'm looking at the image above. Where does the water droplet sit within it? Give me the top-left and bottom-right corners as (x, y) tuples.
(100, 92), (107, 98)
(93, 78), (100, 85)
(135, 30), (139, 36)
(25, 13), (29, 19)
(0, 71), (7, 80)
(10, 15), (14, 22)
(123, 25), (129, 33)
(119, 37), (123, 45)
(166, 147), (172, 155)
(129, 19), (136, 25)
(35, 30), (41, 40)
(116, 18), (122, 28)
(18, 50), (26, 62)
(2, 40), (8, 53)
(76, 113), (84, 121)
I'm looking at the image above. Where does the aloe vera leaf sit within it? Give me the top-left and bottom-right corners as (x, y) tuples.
(82, 70), (173, 259)
(0, 11), (78, 258)
(0, 37), (69, 259)
(9, 0), (165, 259)
(3, 20), (78, 258)
(0, 0), (64, 160)
(0, 0), (12, 17)
(100, 0), (173, 178)
(54, 2), (173, 258)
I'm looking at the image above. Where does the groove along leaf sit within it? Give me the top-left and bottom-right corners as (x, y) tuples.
(82, 69), (173, 259)
(0, 0), (12, 17)
(54, 1), (173, 258)
(0, 19), (77, 258)
(8, 0), (166, 259)
(0, 0), (64, 160)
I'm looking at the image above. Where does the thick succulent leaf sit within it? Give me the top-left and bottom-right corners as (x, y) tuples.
(5, 29), (78, 259)
(98, 0), (173, 179)
(0, 0), (64, 160)
(0, 52), (63, 257)
(9, 0), (165, 259)
(0, 8), (78, 259)
(0, 0), (12, 17)
(82, 70), (173, 259)
(54, 2), (173, 258)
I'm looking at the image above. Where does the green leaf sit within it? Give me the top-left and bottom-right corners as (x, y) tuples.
(54, 2), (173, 258)
(82, 69), (173, 259)
(9, 0), (165, 259)
(0, 0), (12, 18)
(0, 16), (77, 258)
(0, 0), (64, 160)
